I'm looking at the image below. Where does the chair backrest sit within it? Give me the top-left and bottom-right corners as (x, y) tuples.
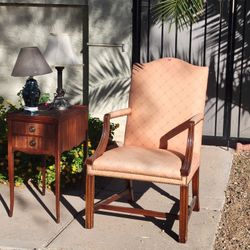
(124, 58), (208, 156)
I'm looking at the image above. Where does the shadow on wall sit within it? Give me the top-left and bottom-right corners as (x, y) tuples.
(0, 4), (85, 103)
(88, 0), (132, 114)
(89, 49), (131, 114)
(202, 0), (250, 113)
(139, 0), (250, 136)
(90, 0), (132, 44)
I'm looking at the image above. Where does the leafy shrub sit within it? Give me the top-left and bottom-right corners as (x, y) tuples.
(0, 95), (118, 189)
(88, 116), (119, 149)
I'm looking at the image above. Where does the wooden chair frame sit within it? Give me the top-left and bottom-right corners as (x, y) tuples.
(85, 108), (202, 243)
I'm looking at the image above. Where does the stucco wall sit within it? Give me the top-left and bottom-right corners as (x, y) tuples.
(88, 0), (132, 142)
(0, 1), (86, 105)
(0, 0), (132, 142)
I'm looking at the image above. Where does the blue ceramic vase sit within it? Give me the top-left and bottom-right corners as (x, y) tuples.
(22, 77), (41, 108)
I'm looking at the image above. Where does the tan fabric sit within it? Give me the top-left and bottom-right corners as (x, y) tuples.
(92, 146), (182, 179)
(89, 146), (200, 185)
(87, 166), (186, 185)
(125, 58), (208, 160)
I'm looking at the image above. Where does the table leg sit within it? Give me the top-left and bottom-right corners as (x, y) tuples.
(8, 150), (14, 217)
(55, 152), (60, 223)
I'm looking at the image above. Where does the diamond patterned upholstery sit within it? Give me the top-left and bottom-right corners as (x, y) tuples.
(125, 58), (207, 153)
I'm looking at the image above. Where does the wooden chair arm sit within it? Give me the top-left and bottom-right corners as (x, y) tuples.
(160, 113), (203, 143)
(181, 113), (203, 176)
(85, 108), (132, 165)
(160, 113), (203, 177)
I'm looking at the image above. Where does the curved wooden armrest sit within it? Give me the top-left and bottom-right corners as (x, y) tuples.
(181, 113), (203, 176)
(160, 113), (203, 177)
(160, 113), (203, 143)
(85, 108), (132, 165)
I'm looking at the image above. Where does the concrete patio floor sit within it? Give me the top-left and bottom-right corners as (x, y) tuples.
(0, 146), (234, 250)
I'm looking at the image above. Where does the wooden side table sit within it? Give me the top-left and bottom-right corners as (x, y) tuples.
(7, 105), (88, 223)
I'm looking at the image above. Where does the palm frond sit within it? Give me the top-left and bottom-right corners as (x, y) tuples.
(152, 0), (205, 31)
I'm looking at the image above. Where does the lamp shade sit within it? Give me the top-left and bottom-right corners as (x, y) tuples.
(44, 33), (81, 66)
(11, 47), (52, 77)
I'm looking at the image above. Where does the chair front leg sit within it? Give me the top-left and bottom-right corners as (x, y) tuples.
(192, 168), (200, 211)
(179, 185), (189, 243)
(85, 174), (95, 229)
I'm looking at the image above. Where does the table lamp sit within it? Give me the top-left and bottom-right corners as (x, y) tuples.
(11, 47), (52, 114)
(44, 33), (81, 110)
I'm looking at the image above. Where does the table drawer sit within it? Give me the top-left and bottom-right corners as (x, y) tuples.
(12, 122), (55, 137)
(12, 135), (54, 152)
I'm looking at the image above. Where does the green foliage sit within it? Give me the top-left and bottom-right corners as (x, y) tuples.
(88, 116), (119, 149)
(152, 0), (204, 30)
(39, 93), (51, 104)
(17, 90), (51, 107)
(0, 95), (118, 189)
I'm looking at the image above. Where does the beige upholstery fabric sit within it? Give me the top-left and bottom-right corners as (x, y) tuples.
(93, 146), (182, 179)
(88, 167), (185, 185)
(125, 58), (208, 157)
(88, 146), (200, 185)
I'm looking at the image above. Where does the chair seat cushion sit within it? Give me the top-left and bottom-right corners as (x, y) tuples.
(92, 146), (184, 180)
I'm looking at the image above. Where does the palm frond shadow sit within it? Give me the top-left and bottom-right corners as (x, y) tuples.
(89, 78), (130, 114)
(65, 67), (83, 104)
(133, 63), (144, 71)
(197, 0), (250, 114)
(89, 49), (131, 113)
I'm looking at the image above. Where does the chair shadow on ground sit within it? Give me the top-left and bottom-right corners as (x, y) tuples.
(0, 177), (180, 241)
(24, 177), (113, 226)
(0, 193), (10, 215)
(24, 180), (86, 225)
(93, 178), (180, 241)
(0, 180), (86, 225)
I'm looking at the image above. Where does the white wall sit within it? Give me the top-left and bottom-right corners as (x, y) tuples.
(88, 0), (132, 142)
(0, 1), (86, 105)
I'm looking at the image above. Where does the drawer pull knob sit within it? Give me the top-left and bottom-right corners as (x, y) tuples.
(29, 126), (36, 133)
(29, 139), (36, 147)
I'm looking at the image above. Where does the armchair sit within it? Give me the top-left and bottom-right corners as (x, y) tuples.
(85, 57), (208, 243)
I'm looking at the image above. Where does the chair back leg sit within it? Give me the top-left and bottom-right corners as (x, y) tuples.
(179, 185), (189, 243)
(127, 180), (135, 202)
(85, 174), (95, 229)
(192, 168), (200, 211)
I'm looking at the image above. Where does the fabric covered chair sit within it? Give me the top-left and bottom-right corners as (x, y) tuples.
(85, 57), (208, 243)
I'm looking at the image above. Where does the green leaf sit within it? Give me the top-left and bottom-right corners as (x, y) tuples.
(152, 0), (204, 31)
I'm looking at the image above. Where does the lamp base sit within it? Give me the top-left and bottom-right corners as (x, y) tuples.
(24, 106), (38, 112)
(52, 66), (70, 111)
(53, 96), (70, 110)
(23, 106), (39, 115)
(22, 77), (41, 109)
